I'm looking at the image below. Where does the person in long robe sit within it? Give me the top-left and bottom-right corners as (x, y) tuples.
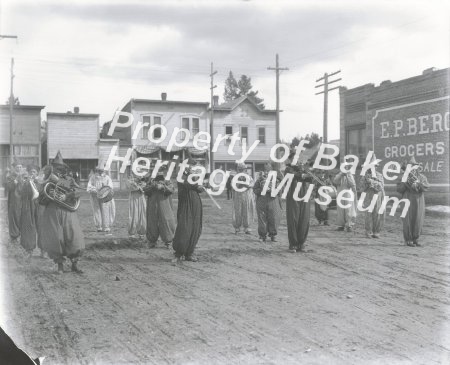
(232, 163), (256, 234)
(39, 151), (85, 273)
(144, 168), (176, 248)
(333, 168), (357, 232)
(127, 173), (147, 239)
(359, 159), (385, 239)
(172, 163), (205, 263)
(18, 166), (40, 258)
(6, 162), (23, 243)
(285, 160), (314, 253)
(314, 171), (332, 226)
(87, 167), (116, 233)
(396, 156), (429, 247)
(253, 163), (282, 242)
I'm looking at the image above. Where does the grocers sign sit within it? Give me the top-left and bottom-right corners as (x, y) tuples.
(372, 96), (449, 186)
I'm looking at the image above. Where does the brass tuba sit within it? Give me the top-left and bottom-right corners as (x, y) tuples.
(41, 166), (81, 212)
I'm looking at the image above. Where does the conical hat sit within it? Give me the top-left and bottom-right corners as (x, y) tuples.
(363, 153), (379, 166)
(408, 155), (419, 165)
(52, 151), (67, 166)
(96, 157), (108, 171)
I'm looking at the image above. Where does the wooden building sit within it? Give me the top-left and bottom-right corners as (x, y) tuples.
(102, 94), (210, 188)
(211, 95), (277, 177)
(0, 104), (44, 179)
(47, 108), (102, 185)
(340, 67), (449, 202)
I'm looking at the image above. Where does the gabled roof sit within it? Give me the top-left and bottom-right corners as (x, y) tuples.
(214, 95), (276, 113)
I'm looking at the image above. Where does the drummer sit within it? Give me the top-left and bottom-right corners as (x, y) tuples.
(87, 161), (116, 233)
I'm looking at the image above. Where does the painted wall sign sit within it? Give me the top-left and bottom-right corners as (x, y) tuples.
(372, 96), (449, 186)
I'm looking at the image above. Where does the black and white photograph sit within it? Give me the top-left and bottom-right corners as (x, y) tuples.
(0, 0), (449, 364)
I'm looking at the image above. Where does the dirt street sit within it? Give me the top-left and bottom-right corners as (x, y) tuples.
(1, 196), (449, 365)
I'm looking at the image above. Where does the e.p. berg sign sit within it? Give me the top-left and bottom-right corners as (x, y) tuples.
(372, 96), (449, 186)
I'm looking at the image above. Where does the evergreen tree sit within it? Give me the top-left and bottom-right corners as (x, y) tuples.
(223, 71), (239, 102)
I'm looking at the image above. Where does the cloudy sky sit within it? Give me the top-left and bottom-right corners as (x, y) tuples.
(0, 0), (449, 141)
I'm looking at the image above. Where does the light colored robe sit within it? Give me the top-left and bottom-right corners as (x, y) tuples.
(333, 172), (357, 228)
(87, 174), (116, 230)
(231, 176), (256, 231)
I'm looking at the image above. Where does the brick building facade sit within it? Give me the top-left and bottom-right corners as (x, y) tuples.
(340, 67), (449, 202)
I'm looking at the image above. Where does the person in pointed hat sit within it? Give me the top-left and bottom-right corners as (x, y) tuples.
(39, 151), (85, 273)
(359, 153), (385, 239)
(333, 155), (358, 232)
(397, 155), (429, 247)
(87, 158), (116, 233)
(6, 158), (23, 243)
(231, 162), (256, 235)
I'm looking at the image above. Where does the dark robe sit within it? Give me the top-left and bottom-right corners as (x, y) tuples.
(314, 177), (332, 223)
(145, 179), (176, 244)
(396, 173), (429, 244)
(39, 173), (85, 263)
(18, 179), (38, 252)
(172, 180), (203, 258)
(253, 172), (283, 239)
(6, 174), (22, 240)
(285, 166), (313, 250)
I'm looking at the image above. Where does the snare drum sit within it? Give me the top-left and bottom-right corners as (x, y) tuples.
(97, 186), (114, 203)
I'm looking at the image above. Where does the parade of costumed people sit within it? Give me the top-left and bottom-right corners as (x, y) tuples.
(38, 151), (86, 274)
(144, 165), (176, 249)
(253, 161), (283, 242)
(87, 159), (116, 234)
(171, 158), (205, 263)
(333, 156), (358, 232)
(231, 162), (256, 235)
(397, 156), (430, 247)
(359, 154), (386, 239)
(127, 171), (147, 240)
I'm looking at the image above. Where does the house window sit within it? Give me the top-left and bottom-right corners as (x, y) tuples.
(142, 116), (151, 138)
(192, 118), (200, 135)
(241, 126), (248, 145)
(109, 161), (119, 180)
(225, 126), (233, 145)
(258, 127), (266, 144)
(346, 126), (366, 162)
(153, 116), (162, 139)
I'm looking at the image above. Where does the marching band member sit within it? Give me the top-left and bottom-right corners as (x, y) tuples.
(359, 156), (385, 238)
(333, 157), (358, 232)
(144, 165), (176, 248)
(397, 156), (429, 247)
(6, 161), (23, 243)
(314, 171), (332, 226)
(172, 159), (205, 263)
(127, 172), (147, 239)
(231, 163), (256, 235)
(18, 165), (40, 258)
(285, 155), (314, 253)
(253, 162), (283, 243)
(39, 151), (85, 274)
(87, 163), (116, 233)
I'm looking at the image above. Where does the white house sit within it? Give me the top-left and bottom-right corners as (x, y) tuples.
(211, 95), (277, 177)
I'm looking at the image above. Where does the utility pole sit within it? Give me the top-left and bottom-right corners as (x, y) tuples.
(268, 54), (289, 145)
(9, 57), (15, 163)
(209, 62), (217, 171)
(315, 70), (341, 143)
(1, 34), (18, 163)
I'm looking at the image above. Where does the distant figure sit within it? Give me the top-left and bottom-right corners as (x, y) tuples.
(397, 156), (429, 247)
(6, 161), (23, 243)
(333, 159), (357, 232)
(359, 155), (385, 239)
(231, 163), (256, 234)
(226, 173), (234, 200)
